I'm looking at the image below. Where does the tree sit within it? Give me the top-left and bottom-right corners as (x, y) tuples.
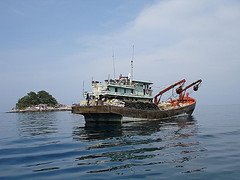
(37, 90), (58, 106)
(16, 90), (58, 109)
(28, 91), (40, 105)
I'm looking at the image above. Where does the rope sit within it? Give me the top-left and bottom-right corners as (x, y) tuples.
(171, 87), (178, 98)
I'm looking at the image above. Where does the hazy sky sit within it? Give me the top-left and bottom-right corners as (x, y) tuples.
(0, 0), (240, 111)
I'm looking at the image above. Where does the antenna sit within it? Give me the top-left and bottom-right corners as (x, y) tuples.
(82, 80), (85, 98)
(130, 45), (134, 83)
(112, 48), (116, 79)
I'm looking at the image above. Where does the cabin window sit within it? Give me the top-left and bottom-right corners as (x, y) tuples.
(124, 89), (126, 93)
(115, 87), (118, 92)
(131, 89), (133, 94)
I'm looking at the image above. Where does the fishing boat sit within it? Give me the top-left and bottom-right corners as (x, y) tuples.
(72, 74), (202, 122)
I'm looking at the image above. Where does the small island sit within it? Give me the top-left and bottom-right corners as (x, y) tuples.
(11, 90), (71, 113)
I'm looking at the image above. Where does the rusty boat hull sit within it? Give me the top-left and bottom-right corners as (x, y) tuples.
(72, 102), (196, 122)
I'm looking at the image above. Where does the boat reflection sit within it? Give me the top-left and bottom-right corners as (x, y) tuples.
(74, 115), (206, 175)
(72, 115), (196, 141)
(17, 112), (58, 137)
(73, 122), (123, 141)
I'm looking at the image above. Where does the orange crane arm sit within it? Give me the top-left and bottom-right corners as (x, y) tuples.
(154, 79), (186, 105)
(178, 79), (202, 100)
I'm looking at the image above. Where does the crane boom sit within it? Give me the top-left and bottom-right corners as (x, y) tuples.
(179, 79), (202, 100)
(154, 79), (186, 105)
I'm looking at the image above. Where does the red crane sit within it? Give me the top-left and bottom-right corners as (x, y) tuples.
(178, 79), (202, 100)
(154, 79), (186, 105)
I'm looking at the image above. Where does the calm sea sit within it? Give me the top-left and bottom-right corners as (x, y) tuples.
(0, 105), (240, 179)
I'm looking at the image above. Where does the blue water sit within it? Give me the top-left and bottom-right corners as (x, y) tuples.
(0, 105), (240, 179)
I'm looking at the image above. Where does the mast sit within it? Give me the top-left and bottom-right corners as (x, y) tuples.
(82, 80), (85, 98)
(130, 45), (134, 84)
(112, 48), (116, 79)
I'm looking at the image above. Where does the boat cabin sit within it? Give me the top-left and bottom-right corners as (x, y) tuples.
(91, 75), (153, 102)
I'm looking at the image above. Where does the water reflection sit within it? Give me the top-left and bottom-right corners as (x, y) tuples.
(72, 115), (196, 141)
(73, 116), (206, 175)
(17, 112), (58, 137)
(73, 122), (123, 141)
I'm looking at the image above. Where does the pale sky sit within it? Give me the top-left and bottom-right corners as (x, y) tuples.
(0, 0), (240, 111)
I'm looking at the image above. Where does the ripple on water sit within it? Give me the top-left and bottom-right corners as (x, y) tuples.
(1, 108), (240, 179)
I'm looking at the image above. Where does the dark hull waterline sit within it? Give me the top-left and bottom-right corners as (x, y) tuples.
(72, 102), (196, 122)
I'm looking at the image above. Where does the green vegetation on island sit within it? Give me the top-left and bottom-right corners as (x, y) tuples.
(16, 90), (58, 110)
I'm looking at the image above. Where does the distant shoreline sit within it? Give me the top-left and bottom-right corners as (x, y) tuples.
(8, 108), (71, 113)
(8, 104), (72, 113)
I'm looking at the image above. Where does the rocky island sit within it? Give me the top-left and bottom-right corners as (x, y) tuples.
(11, 90), (71, 113)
